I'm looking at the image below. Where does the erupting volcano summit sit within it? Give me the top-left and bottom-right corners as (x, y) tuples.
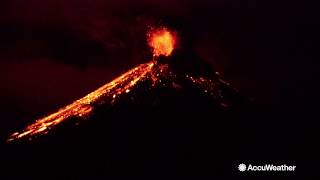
(8, 27), (238, 142)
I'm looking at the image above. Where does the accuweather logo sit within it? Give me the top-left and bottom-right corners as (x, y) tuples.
(238, 163), (247, 172)
(238, 163), (296, 172)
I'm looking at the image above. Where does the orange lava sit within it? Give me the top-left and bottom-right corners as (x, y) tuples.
(148, 27), (176, 57)
(8, 62), (155, 141)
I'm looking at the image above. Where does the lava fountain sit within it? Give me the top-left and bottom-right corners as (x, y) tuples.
(148, 27), (176, 57)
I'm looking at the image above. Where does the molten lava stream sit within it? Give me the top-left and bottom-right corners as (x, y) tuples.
(8, 62), (155, 141)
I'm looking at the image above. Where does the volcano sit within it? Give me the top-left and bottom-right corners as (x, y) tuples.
(8, 27), (248, 142)
(8, 51), (248, 142)
(4, 28), (257, 178)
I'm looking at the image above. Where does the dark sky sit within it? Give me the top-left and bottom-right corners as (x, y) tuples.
(0, 0), (319, 136)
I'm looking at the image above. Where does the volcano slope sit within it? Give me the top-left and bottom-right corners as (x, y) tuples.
(2, 50), (307, 178)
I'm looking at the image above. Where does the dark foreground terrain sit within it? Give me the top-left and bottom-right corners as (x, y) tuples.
(1, 73), (318, 178)
(1, 50), (318, 179)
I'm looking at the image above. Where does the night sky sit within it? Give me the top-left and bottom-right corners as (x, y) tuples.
(0, 0), (319, 139)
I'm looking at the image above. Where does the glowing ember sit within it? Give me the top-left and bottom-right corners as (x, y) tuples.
(148, 27), (176, 57)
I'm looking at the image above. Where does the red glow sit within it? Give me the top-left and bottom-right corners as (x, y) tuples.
(148, 27), (176, 57)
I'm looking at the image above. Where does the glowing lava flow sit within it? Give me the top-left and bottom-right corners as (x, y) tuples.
(8, 62), (155, 141)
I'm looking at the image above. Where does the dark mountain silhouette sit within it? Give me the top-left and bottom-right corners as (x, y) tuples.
(2, 50), (314, 179)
